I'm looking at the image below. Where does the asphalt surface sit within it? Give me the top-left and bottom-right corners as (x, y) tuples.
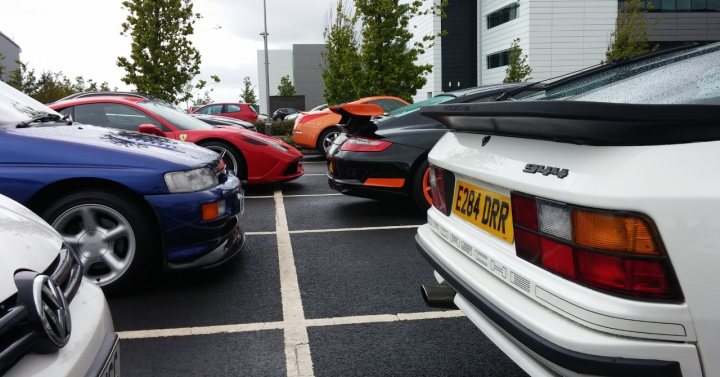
(108, 156), (527, 376)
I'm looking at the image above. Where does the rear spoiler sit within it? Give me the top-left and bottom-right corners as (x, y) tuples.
(420, 101), (720, 146)
(329, 103), (384, 135)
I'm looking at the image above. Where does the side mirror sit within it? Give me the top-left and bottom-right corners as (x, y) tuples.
(138, 124), (165, 137)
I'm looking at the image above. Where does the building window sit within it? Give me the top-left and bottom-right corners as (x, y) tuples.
(621, 0), (720, 11)
(487, 3), (519, 29)
(487, 50), (511, 69)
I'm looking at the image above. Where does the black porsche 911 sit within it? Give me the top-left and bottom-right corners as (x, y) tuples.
(326, 84), (520, 211)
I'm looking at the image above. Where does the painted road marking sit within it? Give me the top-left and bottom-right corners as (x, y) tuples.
(117, 310), (464, 340)
(274, 189), (315, 377)
(245, 225), (422, 237)
(290, 225), (421, 234)
(246, 193), (341, 199)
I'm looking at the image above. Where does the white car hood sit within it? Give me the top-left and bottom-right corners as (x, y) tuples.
(0, 195), (62, 301)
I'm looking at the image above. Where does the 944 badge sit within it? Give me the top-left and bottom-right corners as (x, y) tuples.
(523, 164), (569, 179)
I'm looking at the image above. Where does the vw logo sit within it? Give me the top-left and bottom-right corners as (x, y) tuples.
(32, 275), (71, 347)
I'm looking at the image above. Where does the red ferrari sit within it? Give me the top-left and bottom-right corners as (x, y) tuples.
(50, 96), (303, 184)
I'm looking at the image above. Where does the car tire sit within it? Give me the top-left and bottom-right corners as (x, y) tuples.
(199, 140), (247, 180)
(411, 159), (433, 212)
(41, 190), (157, 295)
(318, 126), (342, 157)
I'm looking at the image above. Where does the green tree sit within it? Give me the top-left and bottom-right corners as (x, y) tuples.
(117, 0), (204, 103)
(0, 53), (6, 80)
(6, 62), (39, 95)
(240, 76), (258, 107)
(354, 0), (445, 102)
(277, 75), (296, 96)
(606, 0), (657, 62)
(322, 0), (445, 104)
(503, 38), (532, 83)
(322, 0), (362, 104)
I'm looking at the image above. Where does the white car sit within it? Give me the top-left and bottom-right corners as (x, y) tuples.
(416, 43), (720, 377)
(0, 194), (118, 376)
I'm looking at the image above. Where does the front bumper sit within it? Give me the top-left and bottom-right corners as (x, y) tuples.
(415, 224), (703, 377)
(6, 280), (116, 377)
(145, 173), (245, 266)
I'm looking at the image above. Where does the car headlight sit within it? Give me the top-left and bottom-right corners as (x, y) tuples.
(243, 133), (288, 152)
(164, 167), (219, 193)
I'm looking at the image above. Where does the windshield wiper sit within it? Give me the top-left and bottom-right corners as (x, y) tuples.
(16, 113), (71, 128)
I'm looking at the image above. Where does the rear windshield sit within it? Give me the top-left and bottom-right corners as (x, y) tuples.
(388, 95), (455, 117)
(519, 44), (720, 105)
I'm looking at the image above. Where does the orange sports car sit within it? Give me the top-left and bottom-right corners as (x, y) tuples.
(292, 95), (409, 156)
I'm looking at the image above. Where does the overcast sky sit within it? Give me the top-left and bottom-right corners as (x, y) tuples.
(0, 0), (334, 103)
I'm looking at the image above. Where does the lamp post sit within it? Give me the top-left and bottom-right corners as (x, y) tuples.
(261, 0), (272, 136)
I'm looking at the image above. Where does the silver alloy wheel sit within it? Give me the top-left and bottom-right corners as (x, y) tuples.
(51, 204), (136, 287)
(322, 130), (341, 153)
(206, 145), (238, 174)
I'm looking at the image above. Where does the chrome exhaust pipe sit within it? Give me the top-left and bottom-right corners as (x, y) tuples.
(420, 284), (457, 309)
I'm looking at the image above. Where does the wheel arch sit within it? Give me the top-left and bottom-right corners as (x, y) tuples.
(405, 151), (430, 194)
(196, 137), (248, 180)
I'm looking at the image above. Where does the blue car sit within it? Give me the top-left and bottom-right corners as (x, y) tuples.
(0, 81), (245, 293)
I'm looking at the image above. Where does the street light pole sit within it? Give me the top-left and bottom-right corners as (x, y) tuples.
(261, 0), (272, 136)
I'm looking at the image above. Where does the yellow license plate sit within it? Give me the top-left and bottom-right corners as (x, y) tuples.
(452, 180), (514, 243)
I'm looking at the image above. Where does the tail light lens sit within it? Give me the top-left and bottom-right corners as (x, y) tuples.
(340, 136), (391, 152)
(429, 165), (454, 215)
(510, 192), (682, 302)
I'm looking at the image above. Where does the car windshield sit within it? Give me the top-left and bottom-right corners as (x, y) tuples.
(0, 80), (61, 127)
(518, 43), (720, 104)
(138, 101), (213, 130)
(387, 95), (455, 117)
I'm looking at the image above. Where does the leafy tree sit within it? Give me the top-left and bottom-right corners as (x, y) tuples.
(240, 76), (258, 107)
(193, 90), (213, 106)
(503, 38), (532, 83)
(322, 0), (445, 104)
(0, 53), (6, 80)
(5, 61), (114, 102)
(606, 0), (657, 62)
(322, 0), (362, 104)
(6, 62), (39, 95)
(117, 0), (204, 103)
(277, 75), (296, 96)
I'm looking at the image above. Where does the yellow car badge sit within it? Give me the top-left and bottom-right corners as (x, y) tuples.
(180, 134), (188, 141)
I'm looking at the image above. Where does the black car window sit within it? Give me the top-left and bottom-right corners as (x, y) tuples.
(198, 104), (223, 115)
(225, 104), (242, 113)
(74, 103), (165, 131)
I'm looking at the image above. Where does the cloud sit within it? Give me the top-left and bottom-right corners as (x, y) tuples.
(0, 0), (335, 101)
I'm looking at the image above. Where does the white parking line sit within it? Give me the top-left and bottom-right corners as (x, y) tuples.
(245, 225), (422, 237)
(274, 189), (315, 377)
(290, 225), (421, 234)
(118, 321), (284, 339)
(246, 193), (340, 199)
(284, 193), (340, 198)
(117, 310), (463, 340)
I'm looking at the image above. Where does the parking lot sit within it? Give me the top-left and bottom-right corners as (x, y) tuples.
(108, 156), (527, 376)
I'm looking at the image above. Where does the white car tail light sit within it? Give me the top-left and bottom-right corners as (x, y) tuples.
(511, 192), (683, 302)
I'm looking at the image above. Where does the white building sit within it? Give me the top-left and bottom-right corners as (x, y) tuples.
(256, 49), (293, 115)
(410, 0), (720, 102)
